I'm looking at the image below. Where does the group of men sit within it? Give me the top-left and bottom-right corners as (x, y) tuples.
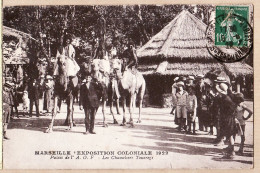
(170, 74), (253, 158)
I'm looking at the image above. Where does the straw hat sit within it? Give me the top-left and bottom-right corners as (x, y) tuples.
(46, 75), (53, 80)
(173, 77), (179, 82)
(177, 81), (185, 87)
(196, 74), (204, 79)
(187, 76), (195, 80)
(214, 77), (226, 83)
(216, 83), (228, 95)
(214, 77), (230, 86)
(179, 76), (186, 81)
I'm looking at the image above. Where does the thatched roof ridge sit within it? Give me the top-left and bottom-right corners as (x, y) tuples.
(138, 61), (225, 76)
(164, 62), (224, 76)
(138, 64), (157, 75)
(137, 10), (212, 59)
(3, 26), (36, 40)
(138, 61), (253, 77)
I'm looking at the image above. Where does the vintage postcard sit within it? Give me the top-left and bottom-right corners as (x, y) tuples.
(2, 1), (254, 170)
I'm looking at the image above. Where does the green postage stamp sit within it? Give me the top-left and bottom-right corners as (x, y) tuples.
(206, 5), (253, 62)
(215, 6), (249, 47)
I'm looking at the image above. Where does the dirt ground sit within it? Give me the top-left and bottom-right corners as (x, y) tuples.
(3, 101), (253, 169)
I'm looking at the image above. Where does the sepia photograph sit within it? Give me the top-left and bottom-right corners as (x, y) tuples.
(2, 4), (254, 169)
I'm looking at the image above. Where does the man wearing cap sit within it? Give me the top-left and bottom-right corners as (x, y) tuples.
(175, 81), (188, 131)
(186, 76), (195, 87)
(216, 83), (237, 158)
(3, 82), (14, 140)
(213, 77), (229, 144)
(195, 74), (206, 131)
(80, 74), (103, 134)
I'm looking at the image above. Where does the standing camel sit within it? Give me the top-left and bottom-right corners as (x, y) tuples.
(45, 55), (78, 133)
(90, 59), (119, 127)
(111, 59), (146, 127)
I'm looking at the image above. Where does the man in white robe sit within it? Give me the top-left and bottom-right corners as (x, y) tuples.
(54, 38), (80, 77)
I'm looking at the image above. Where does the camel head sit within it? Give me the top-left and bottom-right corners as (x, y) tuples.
(57, 55), (68, 75)
(91, 59), (101, 72)
(111, 58), (122, 72)
(55, 55), (69, 91)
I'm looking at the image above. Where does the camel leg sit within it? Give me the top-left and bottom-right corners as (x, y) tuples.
(120, 97), (126, 126)
(137, 99), (143, 123)
(45, 96), (58, 133)
(67, 94), (74, 130)
(110, 100), (118, 124)
(137, 82), (146, 123)
(102, 100), (108, 127)
(133, 93), (136, 111)
(116, 99), (121, 115)
(129, 95), (134, 128)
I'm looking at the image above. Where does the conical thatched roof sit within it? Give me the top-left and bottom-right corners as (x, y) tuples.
(137, 10), (253, 77)
(137, 10), (211, 59)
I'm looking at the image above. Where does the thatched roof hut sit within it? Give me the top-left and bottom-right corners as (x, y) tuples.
(136, 10), (253, 106)
(137, 10), (253, 77)
(3, 26), (37, 65)
(3, 26), (36, 40)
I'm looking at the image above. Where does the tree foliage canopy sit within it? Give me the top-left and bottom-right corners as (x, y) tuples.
(3, 5), (214, 59)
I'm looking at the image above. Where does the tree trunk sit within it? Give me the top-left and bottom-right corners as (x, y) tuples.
(60, 7), (69, 47)
(136, 5), (149, 44)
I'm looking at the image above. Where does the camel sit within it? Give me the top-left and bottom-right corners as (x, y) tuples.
(111, 59), (146, 127)
(45, 55), (78, 133)
(90, 59), (119, 127)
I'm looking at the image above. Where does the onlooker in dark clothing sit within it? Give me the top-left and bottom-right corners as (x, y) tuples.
(216, 83), (237, 159)
(11, 83), (19, 119)
(195, 74), (206, 131)
(80, 75), (102, 134)
(28, 79), (41, 117)
(213, 77), (231, 146)
(43, 75), (54, 113)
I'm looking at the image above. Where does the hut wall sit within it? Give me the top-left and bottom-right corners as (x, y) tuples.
(144, 74), (174, 107)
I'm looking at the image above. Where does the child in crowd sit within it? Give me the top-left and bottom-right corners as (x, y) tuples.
(22, 90), (29, 116)
(186, 86), (197, 134)
(233, 93), (253, 155)
(175, 81), (188, 131)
